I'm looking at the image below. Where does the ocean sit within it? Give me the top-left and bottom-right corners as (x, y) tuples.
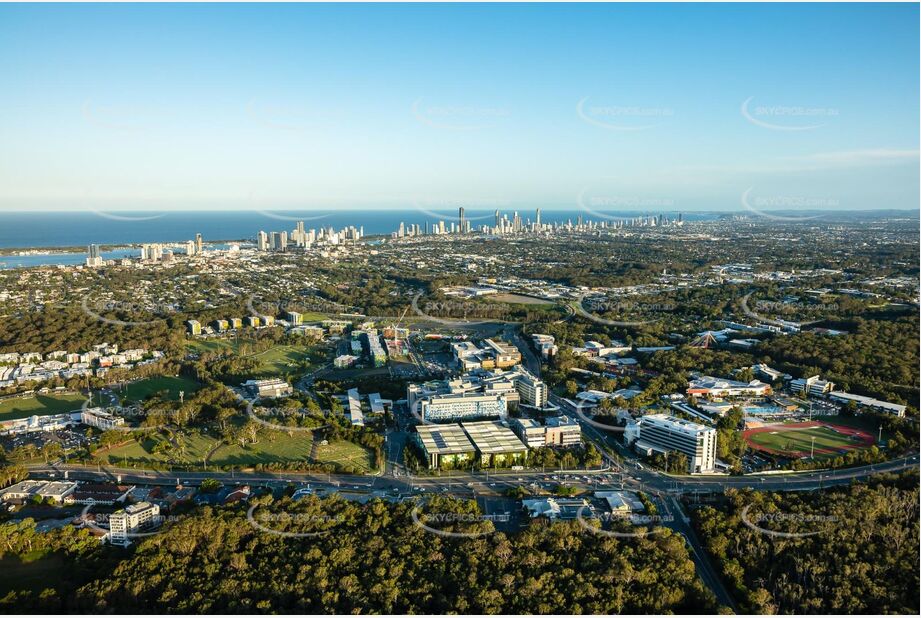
(0, 209), (705, 269)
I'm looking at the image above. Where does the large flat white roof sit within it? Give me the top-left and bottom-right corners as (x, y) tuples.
(461, 421), (527, 454)
(641, 413), (715, 436)
(415, 424), (476, 455)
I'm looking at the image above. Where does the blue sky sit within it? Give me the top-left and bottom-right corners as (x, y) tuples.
(0, 3), (917, 212)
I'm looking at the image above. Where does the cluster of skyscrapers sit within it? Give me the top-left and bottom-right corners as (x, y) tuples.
(394, 208), (684, 238)
(85, 233), (205, 267)
(141, 233), (203, 262)
(257, 221), (363, 252)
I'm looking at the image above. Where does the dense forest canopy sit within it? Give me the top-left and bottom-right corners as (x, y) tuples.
(1, 495), (719, 614)
(692, 472), (919, 614)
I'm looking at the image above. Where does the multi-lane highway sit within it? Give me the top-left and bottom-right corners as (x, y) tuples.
(28, 451), (919, 497)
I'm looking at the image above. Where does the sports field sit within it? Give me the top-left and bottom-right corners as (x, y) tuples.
(0, 393), (86, 422)
(119, 376), (202, 402)
(743, 421), (875, 457)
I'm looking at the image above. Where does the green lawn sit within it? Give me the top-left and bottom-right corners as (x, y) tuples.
(313, 440), (374, 473)
(249, 344), (319, 377)
(187, 339), (239, 354)
(747, 424), (872, 456)
(209, 431), (315, 467)
(118, 376), (201, 403)
(93, 430), (222, 467)
(291, 311), (329, 322)
(187, 340), (327, 378)
(0, 393), (86, 421)
(92, 425), (374, 473)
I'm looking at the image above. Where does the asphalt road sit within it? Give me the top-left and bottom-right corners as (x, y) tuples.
(655, 494), (738, 612)
(29, 452), (919, 497)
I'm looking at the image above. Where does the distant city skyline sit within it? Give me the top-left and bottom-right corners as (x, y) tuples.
(0, 3), (918, 212)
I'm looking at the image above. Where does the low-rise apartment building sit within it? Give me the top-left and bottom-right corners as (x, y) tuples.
(511, 415), (581, 448)
(789, 375), (835, 397)
(687, 376), (772, 398)
(243, 378), (293, 399)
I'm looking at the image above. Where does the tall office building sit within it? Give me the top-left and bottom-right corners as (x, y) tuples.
(257, 231), (268, 251)
(85, 244), (103, 267)
(514, 369), (548, 408)
(495, 209), (500, 227)
(535, 208), (541, 227)
(195, 233), (203, 255)
(140, 244), (162, 262)
(269, 231), (288, 251)
(458, 207), (465, 234)
(627, 414), (717, 473)
(292, 220), (305, 246)
(185, 240), (196, 256)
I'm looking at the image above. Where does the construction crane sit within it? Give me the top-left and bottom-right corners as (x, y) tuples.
(391, 305), (410, 344)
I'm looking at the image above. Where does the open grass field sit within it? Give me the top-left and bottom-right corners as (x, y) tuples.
(313, 440), (374, 472)
(118, 376), (201, 402)
(290, 311), (329, 322)
(187, 340), (327, 378)
(92, 424), (372, 472)
(249, 344), (321, 377)
(743, 421), (875, 458)
(0, 392), (86, 422)
(187, 339), (240, 354)
(209, 431), (314, 467)
(93, 430), (221, 467)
